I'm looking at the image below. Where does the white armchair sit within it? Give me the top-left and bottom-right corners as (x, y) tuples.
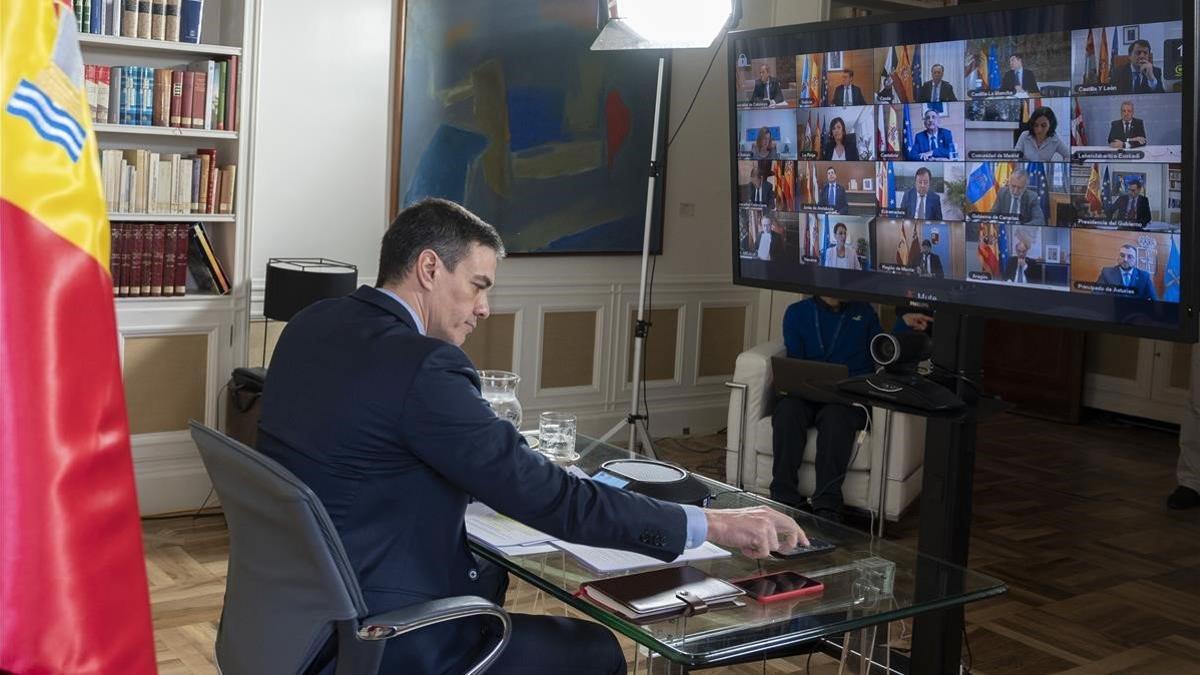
(725, 339), (925, 522)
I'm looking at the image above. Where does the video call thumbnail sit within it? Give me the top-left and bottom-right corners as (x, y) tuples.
(873, 219), (966, 278)
(795, 106), (876, 160)
(1070, 21), (1184, 95)
(737, 109), (800, 160)
(1068, 162), (1182, 231)
(965, 97), (1073, 161)
(964, 161), (1070, 226)
(738, 207), (797, 263)
(1070, 93), (1182, 162)
(823, 49), (876, 106)
(1069, 229), (1181, 301)
(736, 56), (798, 107)
(798, 161), (878, 216)
(873, 40), (968, 104)
(877, 161), (967, 221)
(963, 32), (1072, 99)
(810, 214), (872, 270)
(875, 103), (965, 161)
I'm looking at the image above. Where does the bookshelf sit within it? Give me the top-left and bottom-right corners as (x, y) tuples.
(80, 0), (256, 514)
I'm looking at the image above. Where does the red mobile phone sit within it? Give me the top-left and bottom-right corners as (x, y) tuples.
(731, 571), (825, 603)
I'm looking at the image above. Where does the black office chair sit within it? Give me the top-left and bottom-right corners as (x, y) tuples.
(189, 421), (511, 674)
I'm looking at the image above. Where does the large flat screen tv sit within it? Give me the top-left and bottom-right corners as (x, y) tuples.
(729, 0), (1195, 341)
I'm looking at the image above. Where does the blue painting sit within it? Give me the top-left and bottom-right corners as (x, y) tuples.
(395, 0), (667, 254)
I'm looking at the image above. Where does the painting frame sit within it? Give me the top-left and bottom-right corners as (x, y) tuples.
(388, 0), (671, 256)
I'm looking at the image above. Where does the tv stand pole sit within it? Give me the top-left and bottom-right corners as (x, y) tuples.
(909, 311), (984, 674)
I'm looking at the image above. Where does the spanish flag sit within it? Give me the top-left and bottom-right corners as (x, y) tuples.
(0, 1), (156, 673)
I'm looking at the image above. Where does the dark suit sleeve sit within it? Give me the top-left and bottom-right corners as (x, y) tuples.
(1001, 71), (1015, 91)
(944, 83), (957, 102)
(752, 81), (765, 101)
(837, 188), (848, 214)
(900, 190), (913, 217)
(931, 193), (943, 221)
(1027, 70), (1039, 93)
(1108, 121), (1121, 144)
(854, 86), (865, 105)
(1139, 196), (1152, 225)
(400, 345), (688, 560)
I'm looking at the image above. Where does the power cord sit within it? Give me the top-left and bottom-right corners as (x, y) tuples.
(666, 32), (728, 148)
(639, 254), (659, 441)
(928, 361), (984, 393)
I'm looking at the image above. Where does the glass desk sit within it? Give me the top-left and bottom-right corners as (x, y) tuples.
(470, 434), (1006, 672)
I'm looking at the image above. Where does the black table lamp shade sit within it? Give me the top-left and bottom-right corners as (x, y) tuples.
(263, 258), (358, 322)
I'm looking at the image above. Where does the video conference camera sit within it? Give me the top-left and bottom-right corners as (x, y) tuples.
(837, 331), (964, 412)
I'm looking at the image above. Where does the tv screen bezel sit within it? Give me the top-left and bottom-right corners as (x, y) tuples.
(727, 0), (1197, 342)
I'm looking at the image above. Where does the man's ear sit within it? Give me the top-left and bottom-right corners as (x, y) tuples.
(415, 249), (439, 290)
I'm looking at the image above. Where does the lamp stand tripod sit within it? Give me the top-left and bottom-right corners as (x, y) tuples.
(593, 56), (666, 458)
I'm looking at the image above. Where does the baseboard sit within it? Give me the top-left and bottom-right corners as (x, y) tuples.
(132, 432), (215, 516)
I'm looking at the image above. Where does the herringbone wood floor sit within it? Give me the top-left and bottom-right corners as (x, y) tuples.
(147, 411), (1200, 673)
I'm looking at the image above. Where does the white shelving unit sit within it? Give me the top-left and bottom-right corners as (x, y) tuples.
(83, 0), (257, 514)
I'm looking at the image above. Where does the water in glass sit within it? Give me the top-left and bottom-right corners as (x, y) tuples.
(538, 411), (578, 462)
(478, 370), (522, 429)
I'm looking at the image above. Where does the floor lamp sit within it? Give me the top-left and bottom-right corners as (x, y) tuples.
(589, 0), (740, 455)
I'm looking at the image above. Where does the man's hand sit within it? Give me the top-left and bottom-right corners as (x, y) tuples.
(703, 507), (807, 559)
(902, 312), (933, 332)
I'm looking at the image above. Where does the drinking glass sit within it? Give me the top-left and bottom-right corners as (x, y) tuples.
(538, 411), (578, 462)
(478, 370), (522, 429)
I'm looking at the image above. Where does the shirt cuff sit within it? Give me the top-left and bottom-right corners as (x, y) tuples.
(680, 504), (709, 549)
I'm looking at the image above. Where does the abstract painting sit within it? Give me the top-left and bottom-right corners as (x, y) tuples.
(392, 0), (668, 255)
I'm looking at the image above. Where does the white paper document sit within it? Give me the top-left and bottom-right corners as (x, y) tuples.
(553, 540), (731, 574)
(465, 503), (556, 548)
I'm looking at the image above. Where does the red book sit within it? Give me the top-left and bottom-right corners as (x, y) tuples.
(180, 71), (196, 132)
(148, 224), (165, 296)
(128, 226), (144, 297)
(161, 223), (176, 296)
(190, 71), (206, 128)
(223, 55), (238, 132)
(110, 223), (122, 297)
(173, 223), (188, 295)
(169, 70), (183, 127)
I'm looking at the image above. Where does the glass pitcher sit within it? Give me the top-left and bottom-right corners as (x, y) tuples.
(478, 370), (523, 429)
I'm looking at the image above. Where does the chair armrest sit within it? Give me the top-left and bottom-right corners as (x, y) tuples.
(356, 596), (511, 675)
(725, 339), (785, 487)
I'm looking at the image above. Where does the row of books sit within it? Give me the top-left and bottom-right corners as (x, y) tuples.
(110, 222), (230, 298)
(74, 0), (204, 44)
(100, 148), (236, 215)
(84, 58), (239, 131)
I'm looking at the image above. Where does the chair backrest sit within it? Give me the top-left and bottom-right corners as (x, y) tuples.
(190, 421), (370, 675)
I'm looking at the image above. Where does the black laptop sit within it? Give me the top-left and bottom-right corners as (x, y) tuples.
(771, 357), (849, 404)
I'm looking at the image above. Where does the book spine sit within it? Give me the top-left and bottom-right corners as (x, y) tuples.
(136, 0), (151, 39)
(192, 223), (230, 293)
(111, 223), (123, 297)
(190, 71), (206, 128)
(190, 156), (202, 212)
(140, 66), (153, 126)
(218, 164), (235, 214)
(205, 154), (218, 213)
(97, 66), (111, 123)
(149, 223), (165, 296)
(119, 223), (132, 297)
(164, 0), (180, 41)
(152, 69), (168, 126)
(179, 0), (202, 44)
(223, 55), (237, 132)
(173, 224), (188, 295)
(120, 0), (138, 37)
(162, 223), (177, 296)
(151, 0), (165, 40)
(140, 224), (153, 295)
(82, 0), (92, 34)
(84, 65), (98, 122)
(214, 60), (226, 130)
(169, 69), (183, 127)
(128, 226), (144, 297)
(180, 71), (195, 133)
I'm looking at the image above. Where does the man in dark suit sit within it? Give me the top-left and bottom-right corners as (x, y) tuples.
(910, 109), (955, 160)
(916, 64), (957, 103)
(831, 69), (866, 106)
(752, 63), (783, 103)
(257, 199), (802, 674)
(900, 167), (943, 220)
(1000, 53), (1040, 94)
(1004, 240), (1043, 284)
(1096, 244), (1157, 300)
(917, 239), (944, 278)
(1107, 179), (1153, 226)
(1107, 100), (1149, 148)
(990, 169), (1045, 224)
(817, 166), (849, 214)
(1114, 39), (1166, 94)
(740, 164), (776, 210)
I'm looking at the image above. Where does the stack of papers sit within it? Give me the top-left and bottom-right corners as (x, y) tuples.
(465, 503), (560, 556)
(554, 540), (731, 574)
